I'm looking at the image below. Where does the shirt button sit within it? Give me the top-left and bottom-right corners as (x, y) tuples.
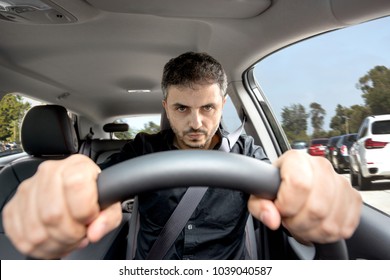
(187, 224), (193, 230)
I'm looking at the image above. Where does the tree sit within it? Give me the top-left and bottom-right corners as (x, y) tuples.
(329, 104), (351, 134)
(139, 121), (160, 134)
(358, 65), (390, 115)
(280, 103), (309, 142)
(0, 94), (31, 143)
(112, 119), (135, 139)
(310, 102), (326, 138)
(329, 103), (371, 135)
(113, 120), (160, 139)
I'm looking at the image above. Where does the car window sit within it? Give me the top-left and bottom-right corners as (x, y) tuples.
(0, 93), (39, 158)
(222, 95), (244, 133)
(254, 16), (390, 215)
(343, 134), (357, 146)
(114, 115), (161, 139)
(372, 120), (390, 134)
(311, 139), (328, 145)
(358, 123), (368, 139)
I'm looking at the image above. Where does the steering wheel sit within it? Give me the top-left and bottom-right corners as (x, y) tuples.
(97, 150), (348, 260)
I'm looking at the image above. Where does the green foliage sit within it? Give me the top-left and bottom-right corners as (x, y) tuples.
(113, 121), (160, 139)
(0, 94), (31, 143)
(309, 102), (326, 137)
(281, 103), (309, 142)
(139, 121), (160, 134)
(358, 65), (390, 115)
(113, 130), (134, 140)
(329, 104), (356, 134)
(348, 104), (371, 132)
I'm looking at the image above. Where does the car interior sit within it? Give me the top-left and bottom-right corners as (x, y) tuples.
(1, 0), (390, 260)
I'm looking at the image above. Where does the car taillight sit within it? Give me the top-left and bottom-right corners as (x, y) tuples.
(340, 145), (348, 156)
(364, 138), (388, 149)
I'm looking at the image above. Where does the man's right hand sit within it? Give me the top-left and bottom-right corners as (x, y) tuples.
(2, 154), (122, 259)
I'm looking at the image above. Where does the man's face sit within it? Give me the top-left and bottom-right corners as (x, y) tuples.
(162, 83), (226, 150)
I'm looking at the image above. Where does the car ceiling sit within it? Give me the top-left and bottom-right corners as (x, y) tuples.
(1, 0), (390, 124)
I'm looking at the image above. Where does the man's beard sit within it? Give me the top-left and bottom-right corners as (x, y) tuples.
(171, 125), (219, 149)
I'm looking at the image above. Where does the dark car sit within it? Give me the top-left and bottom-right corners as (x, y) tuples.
(308, 138), (329, 157)
(290, 140), (308, 152)
(325, 135), (342, 165)
(332, 133), (357, 173)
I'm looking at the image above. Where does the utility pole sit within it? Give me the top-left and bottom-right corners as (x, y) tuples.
(343, 116), (349, 134)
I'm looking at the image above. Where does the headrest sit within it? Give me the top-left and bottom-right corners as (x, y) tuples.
(21, 105), (78, 156)
(103, 122), (129, 133)
(160, 110), (171, 131)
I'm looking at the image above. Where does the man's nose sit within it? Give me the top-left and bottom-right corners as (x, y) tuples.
(189, 110), (202, 129)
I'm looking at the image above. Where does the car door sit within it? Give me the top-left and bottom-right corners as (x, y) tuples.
(253, 16), (390, 259)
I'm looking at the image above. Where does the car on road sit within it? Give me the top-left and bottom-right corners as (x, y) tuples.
(325, 135), (341, 167)
(290, 140), (308, 152)
(332, 133), (357, 173)
(308, 138), (328, 157)
(0, 0), (389, 262)
(349, 115), (390, 189)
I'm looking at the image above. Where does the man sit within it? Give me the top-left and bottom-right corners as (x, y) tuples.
(2, 52), (362, 259)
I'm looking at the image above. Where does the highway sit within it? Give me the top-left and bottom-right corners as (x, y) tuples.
(342, 174), (390, 215)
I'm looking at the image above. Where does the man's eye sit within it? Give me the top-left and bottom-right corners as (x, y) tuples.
(203, 105), (213, 112)
(176, 106), (187, 112)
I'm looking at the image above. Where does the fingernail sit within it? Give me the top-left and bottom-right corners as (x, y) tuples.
(78, 237), (89, 249)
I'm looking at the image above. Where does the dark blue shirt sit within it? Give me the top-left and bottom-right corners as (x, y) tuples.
(100, 128), (269, 259)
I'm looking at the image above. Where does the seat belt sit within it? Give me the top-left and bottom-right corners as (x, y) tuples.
(146, 119), (245, 259)
(79, 127), (94, 157)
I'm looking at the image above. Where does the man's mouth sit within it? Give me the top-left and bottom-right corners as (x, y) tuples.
(187, 133), (204, 140)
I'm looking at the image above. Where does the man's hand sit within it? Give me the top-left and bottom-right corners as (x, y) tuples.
(2, 154), (122, 259)
(248, 149), (362, 244)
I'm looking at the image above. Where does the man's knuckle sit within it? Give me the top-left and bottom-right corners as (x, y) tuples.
(40, 207), (63, 225)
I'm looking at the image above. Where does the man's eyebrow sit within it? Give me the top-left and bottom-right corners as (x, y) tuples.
(172, 102), (188, 107)
(171, 102), (216, 107)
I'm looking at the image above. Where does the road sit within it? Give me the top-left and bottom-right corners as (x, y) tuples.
(341, 174), (390, 215)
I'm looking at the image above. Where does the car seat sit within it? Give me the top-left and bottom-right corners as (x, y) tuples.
(79, 122), (129, 164)
(0, 104), (78, 259)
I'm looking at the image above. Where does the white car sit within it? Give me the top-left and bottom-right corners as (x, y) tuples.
(350, 114), (390, 189)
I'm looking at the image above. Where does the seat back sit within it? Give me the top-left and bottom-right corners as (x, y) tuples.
(79, 122), (129, 164)
(90, 139), (128, 164)
(160, 109), (171, 131)
(0, 104), (78, 259)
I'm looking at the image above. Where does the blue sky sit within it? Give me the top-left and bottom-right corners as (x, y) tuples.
(254, 16), (390, 132)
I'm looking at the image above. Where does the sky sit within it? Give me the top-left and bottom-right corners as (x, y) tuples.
(254, 16), (390, 133)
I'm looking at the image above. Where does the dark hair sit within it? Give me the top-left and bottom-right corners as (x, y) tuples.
(161, 52), (227, 100)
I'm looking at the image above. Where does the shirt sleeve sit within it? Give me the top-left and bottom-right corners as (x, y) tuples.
(234, 134), (271, 163)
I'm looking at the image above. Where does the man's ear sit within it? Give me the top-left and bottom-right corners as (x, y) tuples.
(223, 96), (227, 105)
(162, 100), (169, 118)
(162, 100), (167, 110)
